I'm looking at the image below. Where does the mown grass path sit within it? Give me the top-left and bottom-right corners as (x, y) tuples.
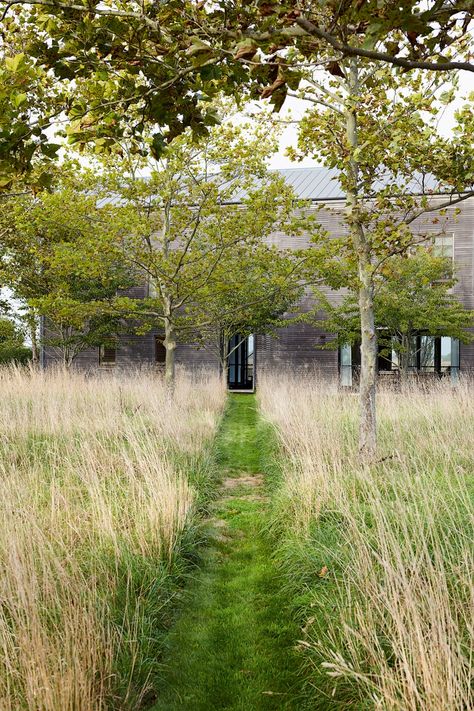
(152, 394), (302, 711)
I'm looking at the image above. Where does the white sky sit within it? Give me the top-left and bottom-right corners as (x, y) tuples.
(267, 71), (474, 169)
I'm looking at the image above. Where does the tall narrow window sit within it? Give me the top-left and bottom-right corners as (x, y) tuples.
(451, 338), (460, 383)
(419, 335), (435, 371)
(99, 344), (116, 365)
(339, 344), (352, 386)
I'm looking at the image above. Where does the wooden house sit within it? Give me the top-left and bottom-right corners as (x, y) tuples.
(41, 167), (474, 388)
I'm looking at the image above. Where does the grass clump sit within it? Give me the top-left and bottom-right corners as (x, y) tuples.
(259, 375), (474, 711)
(0, 366), (225, 711)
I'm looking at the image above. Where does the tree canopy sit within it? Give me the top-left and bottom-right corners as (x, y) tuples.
(0, 181), (133, 365)
(316, 248), (473, 378)
(1, 0), (472, 181)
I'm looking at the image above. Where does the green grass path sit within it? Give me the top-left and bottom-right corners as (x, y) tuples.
(152, 394), (302, 711)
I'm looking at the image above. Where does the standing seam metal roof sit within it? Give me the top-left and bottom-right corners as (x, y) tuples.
(228, 166), (440, 202)
(96, 167), (445, 207)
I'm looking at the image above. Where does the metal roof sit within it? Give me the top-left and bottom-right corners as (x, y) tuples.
(274, 167), (344, 200)
(95, 167), (446, 208)
(229, 167), (441, 203)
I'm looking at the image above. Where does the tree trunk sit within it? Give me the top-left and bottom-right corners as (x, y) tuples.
(27, 311), (40, 367)
(400, 334), (410, 386)
(219, 331), (229, 386)
(357, 253), (377, 460)
(345, 58), (377, 462)
(63, 349), (74, 369)
(164, 315), (176, 393)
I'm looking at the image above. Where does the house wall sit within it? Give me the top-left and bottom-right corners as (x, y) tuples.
(41, 196), (474, 378)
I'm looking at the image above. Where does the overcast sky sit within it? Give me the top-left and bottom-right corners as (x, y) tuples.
(268, 71), (474, 169)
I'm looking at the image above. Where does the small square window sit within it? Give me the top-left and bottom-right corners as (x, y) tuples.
(433, 234), (453, 259)
(99, 344), (116, 365)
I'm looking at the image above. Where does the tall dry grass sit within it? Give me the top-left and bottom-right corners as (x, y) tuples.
(259, 374), (474, 711)
(0, 366), (225, 711)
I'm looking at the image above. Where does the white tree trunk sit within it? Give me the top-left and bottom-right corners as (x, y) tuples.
(346, 58), (377, 462)
(357, 253), (377, 460)
(27, 310), (40, 366)
(163, 313), (176, 392)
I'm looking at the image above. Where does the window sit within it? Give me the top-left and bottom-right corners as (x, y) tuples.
(419, 335), (435, 370)
(433, 234), (454, 260)
(394, 335), (459, 377)
(99, 344), (116, 365)
(155, 336), (166, 364)
(341, 336), (460, 383)
(340, 343), (352, 386)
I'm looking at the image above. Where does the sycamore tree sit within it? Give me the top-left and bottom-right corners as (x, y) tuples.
(0, 21), (67, 189)
(1, 0), (473, 455)
(0, 1), (472, 180)
(288, 63), (474, 458)
(0, 182), (133, 367)
(66, 118), (303, 389)
(315, 249), (473, 382)
(196, 242), (305, 378)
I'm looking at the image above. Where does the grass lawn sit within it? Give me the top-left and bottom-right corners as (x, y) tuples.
(152, 395), (304, 711)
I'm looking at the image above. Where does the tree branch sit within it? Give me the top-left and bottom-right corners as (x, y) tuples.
(294, 16), (474, 73)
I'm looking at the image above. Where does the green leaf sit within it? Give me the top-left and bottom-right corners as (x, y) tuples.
(11, 92), (28, 108)
(5, 54), (25, 73)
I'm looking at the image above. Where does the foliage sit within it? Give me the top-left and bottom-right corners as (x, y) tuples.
(197, 242), (304, 373)
(65, 115), (305, 385)
(0, 24), (66, 188)
(0, 182), (134, 365)
(283, 58), (472, 456)
(0, 316), (31, 363)
(1, 0), (471, 176)
(313, 250), (474, 368)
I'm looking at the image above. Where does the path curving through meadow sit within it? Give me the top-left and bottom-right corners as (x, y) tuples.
(151, 394), (302, 711)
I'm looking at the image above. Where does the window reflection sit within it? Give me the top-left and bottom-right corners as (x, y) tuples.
(420, 336), (435, 369)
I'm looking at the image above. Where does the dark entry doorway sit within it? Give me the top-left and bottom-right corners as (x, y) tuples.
(227, 335), (255, 391)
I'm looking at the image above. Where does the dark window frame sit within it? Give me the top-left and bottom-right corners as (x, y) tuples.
(99, 343), (117, 365)
(381, 334), (459, 375)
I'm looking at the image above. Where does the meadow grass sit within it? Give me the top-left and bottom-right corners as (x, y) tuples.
(258, 375), (474, 711)
(0, 366), (225, 711)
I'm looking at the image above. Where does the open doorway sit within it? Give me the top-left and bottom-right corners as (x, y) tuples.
(227, 334), (255, 391)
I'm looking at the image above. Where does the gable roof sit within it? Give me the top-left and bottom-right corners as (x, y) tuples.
(276, 167), (343, 200)
(229, 166), (441, 203)
(95, 166), (450, 208)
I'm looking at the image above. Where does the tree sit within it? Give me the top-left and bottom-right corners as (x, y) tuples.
(0, 23), (66, 189)
(0, 182), (133, 366)
(2, 0), (472, 181)
(71, 118), (303, 389)
(313, 249), (473, 382)
(0, 316), (31, 364)
(291, 61), (474, 457)
(196, 242), (304, 379)
(2, 0), (473, 455)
